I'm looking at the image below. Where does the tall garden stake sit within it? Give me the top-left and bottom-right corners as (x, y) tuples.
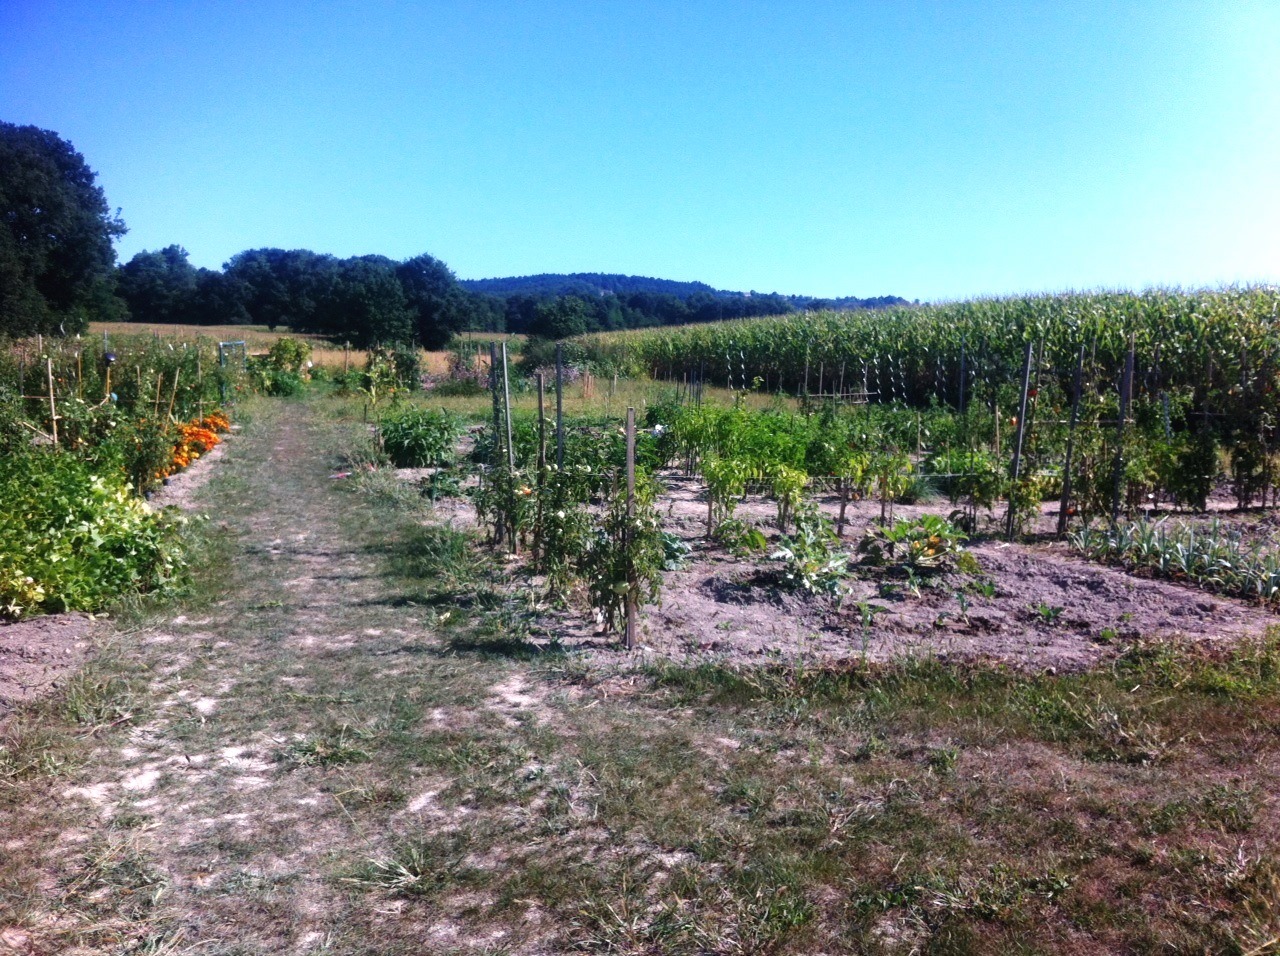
(1057, 344), (1086, 536)
(1111, 337), (1136, 525)
(46, 358), (58, 447)
(534, 372), (546, 559)
(624, 406), (637, 651)
(1004, 340), (1034, 540)
(555, 343), (564, 469)
(489, 342), (504, 546)
(501, 342), (517, 553)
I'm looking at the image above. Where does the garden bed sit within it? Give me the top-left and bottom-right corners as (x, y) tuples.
(410, 465), (1279, 671)
(0, 431), (230, 724)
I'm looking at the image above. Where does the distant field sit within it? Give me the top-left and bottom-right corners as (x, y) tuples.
(88, 321), (323, 350)
(87, 322), (452, 374)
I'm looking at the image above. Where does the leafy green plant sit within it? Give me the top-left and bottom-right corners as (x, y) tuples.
(713, 518), (769, 556)
(927, 446), (1003, 529)
(378, 407), (463, 467)
(661, 531), (692, 570)
(701, 456), (753, 536)
(770, 505), (849, 597)
(1069, 518), (1280, 604)
(0, 452), (188, 618)
(869, 450), (912, 525)
(1034, 603), (1065, 625)
(533, 473), (593, 597)
(763, 462), (809, 532)
(858, 514), (971, 573)
(581, 474), (666, 635)
(247, 338), (311, 396)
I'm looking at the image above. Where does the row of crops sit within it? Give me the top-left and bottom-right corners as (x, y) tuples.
(574, 288), (1280, 521)
(0, 334), (250, 620)
(580, 288), (1280, 409)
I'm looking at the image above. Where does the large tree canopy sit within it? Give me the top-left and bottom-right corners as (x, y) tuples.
(397, 253), (470, 349)
(116, 245), (198, 325)
(0, 122), (126, 335)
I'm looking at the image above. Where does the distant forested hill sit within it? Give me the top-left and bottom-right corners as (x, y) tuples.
(460, 272), (908, 313)
(460, 273), (719, 299)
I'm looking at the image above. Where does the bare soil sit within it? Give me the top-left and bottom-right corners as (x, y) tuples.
(502, 472), (1280, 670)
(0, 613), (94, 723)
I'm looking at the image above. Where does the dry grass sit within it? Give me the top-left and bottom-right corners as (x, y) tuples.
(87, 320), (326, 350)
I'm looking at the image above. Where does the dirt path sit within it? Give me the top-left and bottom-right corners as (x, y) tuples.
(4, 401), (487, 953)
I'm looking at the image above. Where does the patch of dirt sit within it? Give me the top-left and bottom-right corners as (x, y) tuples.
(423, 467), (1280, 672)
(0, 613), (95, 723)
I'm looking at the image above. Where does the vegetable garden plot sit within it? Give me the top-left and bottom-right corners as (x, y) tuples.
(520, 470), (1276, 670)
(580, 287), (1280, 531)
(396, 387), (1280, 670)
(0, 333), (244, 621)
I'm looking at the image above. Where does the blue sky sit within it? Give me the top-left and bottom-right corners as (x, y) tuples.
(2, 1), (1277, 301)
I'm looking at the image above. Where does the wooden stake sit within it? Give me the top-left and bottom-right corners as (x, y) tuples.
(1111, 337), (1136, 525)
(166, 368), (180, 421)
(533, 372), (546, 559)
(501, 342), (514, 472)
(555, 343), (565, 469)
(489, 342), (503, 546)
(536, 372), (546, 473)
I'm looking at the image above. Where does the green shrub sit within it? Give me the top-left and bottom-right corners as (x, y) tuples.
(379, 407), (464, 468)
(265, 337), (312, 374)
(0, 452), (188, 618)
(770, 505), (849, 596)
(859, 514), (971, 573)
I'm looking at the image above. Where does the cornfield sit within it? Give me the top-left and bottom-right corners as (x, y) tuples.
(577, 287), (1280, 426)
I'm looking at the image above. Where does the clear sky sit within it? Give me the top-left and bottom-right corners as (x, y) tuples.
(2, 1), (1277, 301)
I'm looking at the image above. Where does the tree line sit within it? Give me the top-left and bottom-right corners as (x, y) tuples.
(2, 120), (906, 345)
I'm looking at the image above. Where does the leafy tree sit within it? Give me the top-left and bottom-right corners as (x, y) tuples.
(0, 122), (126, 335)
(530, 295), (595, 340)
(396, 253), (467, 349)
(224, 248), (334, 331)
(116, 245), (199, 324)
(313, 257), (413, 347)
(190, 268), (250, 325)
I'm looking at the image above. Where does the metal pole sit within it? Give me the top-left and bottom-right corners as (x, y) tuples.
(1005, 340), (1034, 539)
(1057, 344), (1086, 536)
(624, 407), (637, 651)
(1111, 338), (1136, 525)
